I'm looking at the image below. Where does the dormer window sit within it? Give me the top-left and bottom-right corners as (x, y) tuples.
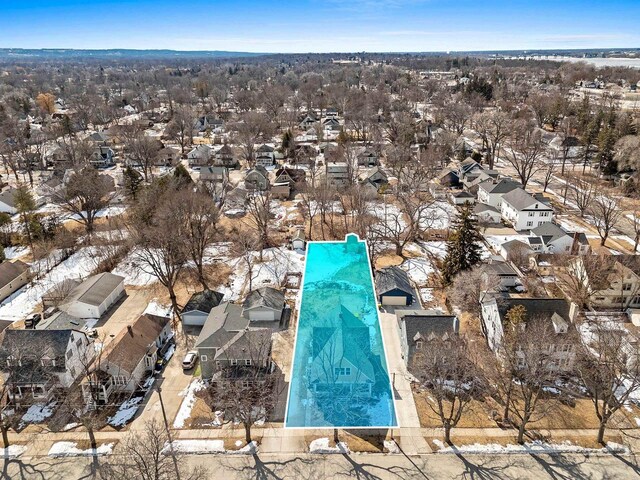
(415, 341), (424, 350)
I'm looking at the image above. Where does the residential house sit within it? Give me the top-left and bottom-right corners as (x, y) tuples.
(242, 287), (286, 323)
(375, 266), (415, 307)
(325, 162), (350, 188)
(58, 273), (125, 319)
(474, 203), (502, 224)
(274, 167), (306, 190)
(499, 239), (534, 264)
(194, 302), (279, 378)
(480, 296), (577, 372)
(322, 117), (341, 132)
(156, 146), (180, 167)
(90, 146), (115, 168)
(357, 149), (379, 167)
(256, 144), (276, 168)
(88, 131), (110, 147)
(244, 166), (270, 191)
(526, 222), (590, 255)
(570, 255), (640, 310)
(214, 144), (238, 168)
(200, 166), (229, 186)
(308, 305), (375, 396)
(180, 290), (225, 327)
(0, 329), (93, 406)
(187, 145), (213, 168)
(451, 190), (475, 205)
(396, 310), (459, 368)
(299, 113), (317, 130)
(358, 166), (388, 190)
(501, 188), (553, 231)
(36, 175), (65, 201)
(477, 178), (521, 209)
(0, 188), (18, 214)
(0, 260), (30, 302)
(81, 314), (171, 407)
(195, 115), (223, 133)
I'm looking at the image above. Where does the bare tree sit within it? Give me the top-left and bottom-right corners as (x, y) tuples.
(501, 314), (567, 444)
(174, 189), (220, 290)
(630, 210), (640, 253)
(589, 195), (622, 246)
(447, 266), (500, 317)
(129, 186), (189, 318)
(125, 131), (161, 182)
(229, 230), (260, 293)
(474, 109), (511, 169)
(505, 122), (545, 188)
(54, 167), (115, 235)
(570, 178), (598, 217)
(577, 321), (640, 445)
(245, 191), (273, 250)
(101, 419), (207, 480)
(557, 255), (615, 308)
(166, 105), (195, 154)
(231, 112), (274, 167)
(414, 337), (484, 445)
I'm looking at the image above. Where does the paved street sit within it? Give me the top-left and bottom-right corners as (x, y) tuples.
(3, 449), (640, 479)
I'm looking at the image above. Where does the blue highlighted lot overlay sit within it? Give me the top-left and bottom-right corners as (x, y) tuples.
(285, 234), (397, 428)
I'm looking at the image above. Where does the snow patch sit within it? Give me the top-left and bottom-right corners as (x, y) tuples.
(48, 442), (114, 457)
(173, 378), (205, 428)
(108, 396), (144, 427)
(164, 440), (258, 455)
(309, 437), (350, 454)
(432, 439), (628, 454)
(1, 445), (27, 458)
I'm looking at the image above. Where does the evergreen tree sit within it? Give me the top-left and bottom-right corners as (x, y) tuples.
(14, 184), (38, 252)
(173, 163), (193, 187)
(123, 166), (143, 200)
(441, 204), (482, 285)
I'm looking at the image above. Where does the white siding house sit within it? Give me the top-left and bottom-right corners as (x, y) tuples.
(501, 188), (554, 231)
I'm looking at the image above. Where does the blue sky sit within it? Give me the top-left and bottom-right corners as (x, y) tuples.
(0, 0), (638, 52)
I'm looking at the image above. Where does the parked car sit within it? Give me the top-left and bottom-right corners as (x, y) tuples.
(182, 351), (198, 370)
(24, 313), (42, 329)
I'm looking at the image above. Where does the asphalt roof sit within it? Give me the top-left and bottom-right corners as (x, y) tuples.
(478, 178), (521, 195)
(182, 290), (224, 314)
(375, 266), (414, 296)
(396, 309), (458, 343)
(0, 260), (29, 287)
(243, 287), (285, 311)
(65, 272), (124, 307)
(502, 188), (552, 211)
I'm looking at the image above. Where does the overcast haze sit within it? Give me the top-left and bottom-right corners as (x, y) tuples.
(1, 0), (639, 52)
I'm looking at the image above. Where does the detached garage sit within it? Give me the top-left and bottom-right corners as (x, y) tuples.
(375, 266), (414, 307)
(242, 287), (285, 323)
(59, 272), (125, 319)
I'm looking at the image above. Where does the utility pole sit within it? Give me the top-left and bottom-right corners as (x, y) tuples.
(158, 386), (181, 480)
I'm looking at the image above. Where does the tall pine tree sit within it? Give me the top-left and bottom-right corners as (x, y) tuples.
(441, 204), (482, 285)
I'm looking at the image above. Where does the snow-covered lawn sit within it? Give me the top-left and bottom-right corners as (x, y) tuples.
(309, 437), (350, 454)
(0, 445), (27, 458)
(432, 439), (628, 455)
(108, 396), (144, 428)
(3, 246), (29, 260)
(143, 299), (173, 318)
(0, 247), (103, 321)
(173, 379), (206, 428)
(220, 247), (304, 300)
(18, 402), (56, 429)
(400, 257), (434, 286)
(163, 440), (258, 455)
(48, 442), (114, 457)
(112, 250), (159, 287)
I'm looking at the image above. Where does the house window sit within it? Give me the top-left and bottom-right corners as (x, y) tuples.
(526, 221), (533, 227)
(66, 350), (73, 360)
(334, 367), (351, 376)
(245, 359), (252, 366)
(415, 341), (423, 350)
(76, 338), (83, 348)
(231, 359), (238, 366)
(623, 283), (632, 291)
(541, 212), (550, 217)
(33, 386), (46, 398)
(70, 366), (76, 377)
(528, 212), (535, 217)
(201, 355), (208, 362)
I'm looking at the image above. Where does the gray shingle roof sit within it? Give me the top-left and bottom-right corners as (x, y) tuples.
(0, 188), (17, 209)
(63, 273), (124, 307)
(494, 297), (571, 324)
(182, 290), (224, 315)
(243, 287), (285, 311)
(530, 222), (568, 243)
(375, 266), (413, 296)
(478, 178), (521, 195)
(396, 310), (458, 343)
(0, 260), (29, 288)
(502, 188), (552, 211)
(0, 329), (75, 375)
